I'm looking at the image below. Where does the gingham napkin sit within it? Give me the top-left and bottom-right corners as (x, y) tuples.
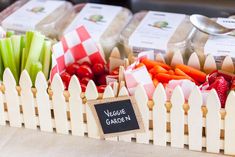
(124, 51), (155, 99)
(50, 26), (106, 81)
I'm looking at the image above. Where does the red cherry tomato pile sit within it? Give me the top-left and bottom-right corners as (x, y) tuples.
(60, 62), (119, 93)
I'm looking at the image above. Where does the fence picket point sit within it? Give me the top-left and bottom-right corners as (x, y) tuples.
(68, 75), (84, 136)
(51, 74), (68, 134)
(170, 86), (185, 148)
(188, 86), (203, 151)
(35, 72), (53, 132)
(153, 83), (167, 146)
(204, 55), (217, 73)
(19, 70), (37, 129)
(85, 80), (100, 139)
(206, 89), (221, 153)
(187, 52), (201, 70)
(135, 84), (149, 144)
(3, 68), (21, 127)
(171, 51), (184, 67)
(221, 56), (234, 73)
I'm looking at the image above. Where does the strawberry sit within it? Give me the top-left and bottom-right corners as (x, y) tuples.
(230, 78), (235, 90)
(208, 70), (218, 85)
(207, 76), (229, 108)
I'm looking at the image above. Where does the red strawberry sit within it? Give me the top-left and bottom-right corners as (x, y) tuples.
(208, 70), (218, 85)
(97, 85), (107, 93)
(207, 76), (229, 108)
(230, 78), (235, 90)
(66, 63), (80, 75)
(60, 72), (71, 89)
(92, 63), (105, 76)
(217, 70), (235, 83)
(76, 65), (94, 79)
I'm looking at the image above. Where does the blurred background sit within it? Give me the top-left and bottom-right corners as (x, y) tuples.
(1, 0), (235, 17)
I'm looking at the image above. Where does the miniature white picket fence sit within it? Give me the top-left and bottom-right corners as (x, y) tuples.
(0, 50), (235, 155)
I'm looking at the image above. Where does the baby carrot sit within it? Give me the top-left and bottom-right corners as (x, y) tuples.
(175, 64), (206, 83)
(155, 73), (194, 83)
(149, 65), (168, 75)
(168, 70), (175, 75)
(141, 58), (171, 70)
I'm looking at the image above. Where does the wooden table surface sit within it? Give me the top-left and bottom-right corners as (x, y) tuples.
(0, 126), (230, 157)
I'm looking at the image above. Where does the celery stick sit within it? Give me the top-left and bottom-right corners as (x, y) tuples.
(21, 31), (33, 71)
(30, 61), (42, 86)
(0, 38), (19, 83)
(40, 41), (52, 79)
(6, 31), (14, 38)
(25, 32), (45, 74)
(11, 35), (22, 76)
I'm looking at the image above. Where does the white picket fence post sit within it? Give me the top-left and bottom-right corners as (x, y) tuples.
(118, 87), (133, 142)
(103, 85), (117, 141)
(203, 55), (217, 73)
(3, 68), (21, 127)
(0, 88), (5, 125)
(51, 74), (68, 134)
(86, 80), (100, 139)
(135, 85), (149, 144)
(35, 72), (53, 132)
(206, 89), (221, 153)
(153, 83), (167, 146)
(224, 91), (235, 155)
(188, 86), (203, 151)
(221, 56), (234, 73)
(19, 70), (37, 130)
(68, 75), (84, 136)
(170, 86), (185, 148)
(187, 52), (201, 70)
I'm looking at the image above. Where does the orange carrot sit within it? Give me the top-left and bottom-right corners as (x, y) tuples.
(168, 70), (175, 75)
(141, 58), (171, 70)
(155, 73), (194, 83)
(175, 64), (206, 83)
(153, 79), (159, 87)
(149, 65), (168, 75)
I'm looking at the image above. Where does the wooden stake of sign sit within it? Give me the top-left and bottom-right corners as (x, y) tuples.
(87, 96), (144, 138)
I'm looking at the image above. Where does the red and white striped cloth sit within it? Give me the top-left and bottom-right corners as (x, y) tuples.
(50, 26), (106, 81)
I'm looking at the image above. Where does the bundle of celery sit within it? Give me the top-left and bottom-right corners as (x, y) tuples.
(0, 31), (52, 85)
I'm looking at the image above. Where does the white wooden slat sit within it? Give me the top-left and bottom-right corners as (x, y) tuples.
(170, 86), (185, 148)
(135, 85), (149, 144)
(68, 75), (84, 136)
(85, 80), (100, 139)
(19, 70), (37, 129)
(118, 87), (133, 142)
(51, 74), (68, 134)
(187, 52), (201, 70)
(221, 56), (234, 73)
(35, 72), (53, 132)
(153, 84), (167, 146)
(206, 89), (221, 153)
(155, 53), (165, 63)
(0, 89), (5, 125)
(188, 86), (203, 151)
(224, 91), (235, 155)
(204, 55), (217, 74)
(112, 82), (119, 97)
(3, 68), (21, 127)
(103, 86), (117, 141)
(171, 51), (184, 67)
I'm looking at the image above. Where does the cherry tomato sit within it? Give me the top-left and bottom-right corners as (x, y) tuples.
(92, 63), (105, 76)
(76, 65), (94, 79)
(81, 77), (91, 85)
(81, 84), (87, 92)
(97, 85), (107, 93)
(66, 63), (80, 75)
(96, 74), (107, 85)
(60, 72), (71, 89)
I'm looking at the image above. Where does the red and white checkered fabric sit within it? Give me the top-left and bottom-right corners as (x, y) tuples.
(50, 26), (106, 81)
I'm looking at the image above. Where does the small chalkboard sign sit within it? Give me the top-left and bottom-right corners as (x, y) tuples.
(88, 96), (144, 138)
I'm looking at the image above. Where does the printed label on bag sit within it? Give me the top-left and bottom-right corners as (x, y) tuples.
(64, 3), (122, 41)
(129, 11), (186, 52)
(2, 0), (64, 31)
(204, 18), (235, 58)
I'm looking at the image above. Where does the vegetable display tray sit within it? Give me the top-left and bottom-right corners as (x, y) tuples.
(0, 51), (235, 156)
